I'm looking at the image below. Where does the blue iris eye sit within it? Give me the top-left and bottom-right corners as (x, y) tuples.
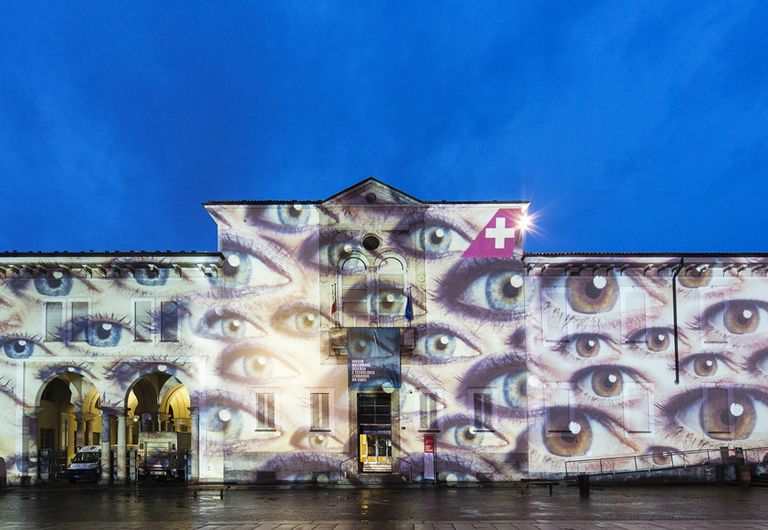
(34, 272), (73, 296)
(502, 372), (527, 408)
(134, 267), (169, 287)
(418, 226), (453, 256)
(3, 338), (35, 359)
(211, 252), (252, 287)
(86, 321), (122, 347)
(277, 205), (311, 227)
(484, 271), (524, 310)
(425, 334), (456, 357)
(207, 407), (243, 436)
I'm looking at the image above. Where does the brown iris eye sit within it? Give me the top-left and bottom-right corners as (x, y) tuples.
(693, 355), (718, 377)
(646, 330), (670, 352)
(543, 409), (593, 457)
(700, 391), (755, 440)
(591, 368), (623, 397)
(724, 301), (759, 334)
(649, 447), (676, 466)
(575, 335), (601, 358)
(679, 267), (712, 289)
(566, 275), (618, 314)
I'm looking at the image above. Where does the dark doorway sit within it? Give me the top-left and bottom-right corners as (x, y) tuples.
(357, 393), (392, 472)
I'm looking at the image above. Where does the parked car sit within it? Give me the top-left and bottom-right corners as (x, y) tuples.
(65, 445), (101, 483)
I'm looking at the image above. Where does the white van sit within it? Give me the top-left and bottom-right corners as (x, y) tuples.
(65, 445), (101, 482)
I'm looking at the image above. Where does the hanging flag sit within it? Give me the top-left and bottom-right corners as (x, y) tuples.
(462, 208), (523, 258)
(331, 284), (337, 314)
(404, 289), (413, 321)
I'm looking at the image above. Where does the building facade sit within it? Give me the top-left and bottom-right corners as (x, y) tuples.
(1, 178), (767, 485)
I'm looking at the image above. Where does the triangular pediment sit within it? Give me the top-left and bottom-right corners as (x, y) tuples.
(323, 177), (422, 206)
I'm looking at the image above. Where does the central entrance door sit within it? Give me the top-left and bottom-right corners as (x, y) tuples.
(357, 393), (392, 472)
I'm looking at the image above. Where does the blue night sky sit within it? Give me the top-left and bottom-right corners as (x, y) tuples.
(0, 2), (766, 254)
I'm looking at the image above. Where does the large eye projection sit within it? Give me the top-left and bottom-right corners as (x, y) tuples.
(34, 270), (73, 296)
(682, 353), (736, 379)
(438, 260), (525, 320)
(679, 267), (712, 289)
(197, 308), (265, 341)
(271, 304), (330, 337)
(458, 355), (528, 418)
(392, 216), (472, 258)
(205, 391), (282, 442)
(68, 316), (129, 348)
(440, 415), (509, 451)
(555, 333), (615, 360)
(663, 387), (768, 441)
(565, 275), (618, 314)
(105, 360), (191, 388)
(217, 342), (299, 384)
(701, 299), (768, 337)
(245, 204), (323, 232)
(412, 325), (479, 363)
(6, 273), (99, 300)
(571, 365), (647, 400)
(539, 406), (632, 457)
(1, 335), (51, 359)
(626, 327), (674, 353)
(210, 234), (290, 291)
(133, 266), (170, 287)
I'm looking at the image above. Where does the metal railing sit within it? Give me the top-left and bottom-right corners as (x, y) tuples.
(565, 446), (768, 477)
(393, 457), (412, 483)
(338, 456), (358, 481)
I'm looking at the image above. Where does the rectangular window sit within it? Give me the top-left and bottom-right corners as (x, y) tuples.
(473, 392), (492, 431)
(541, 287), (568, 342)
(70, 301), (89, 343)
(134, 300), (153, 342)
(255, 392), (275, 431)
(623, 383), (652, 433)
(701, 286), (727, 345)
(310, 392), (330, 431)
(545, 383), (572, 433)
(621, 287), (647, 343)
(704, 387), (731, 435)
(45, 302), (63, 342)
(420, 393), (439, 431)
(160, 301), (178, 342)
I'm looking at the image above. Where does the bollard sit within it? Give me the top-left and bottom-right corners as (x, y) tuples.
(737, 464), (752, 487)
(578, 474), (590, 497)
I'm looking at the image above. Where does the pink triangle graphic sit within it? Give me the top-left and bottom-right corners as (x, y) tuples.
(462, 209), (521, 258)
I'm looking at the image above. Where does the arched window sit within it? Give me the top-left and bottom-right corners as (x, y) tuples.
(339, 255), (370, 327)
(376, 255), (408, 327)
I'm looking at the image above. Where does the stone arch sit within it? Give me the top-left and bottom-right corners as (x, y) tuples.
(34, 369), (103, 469)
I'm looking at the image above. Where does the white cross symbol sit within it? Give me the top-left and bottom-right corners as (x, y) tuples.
(485, 217), (516, 249)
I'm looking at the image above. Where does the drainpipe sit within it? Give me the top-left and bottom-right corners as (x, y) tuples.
(671, 258), (684, 385)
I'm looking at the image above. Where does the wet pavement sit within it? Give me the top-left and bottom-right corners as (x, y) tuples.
(0, 484), (766, 528)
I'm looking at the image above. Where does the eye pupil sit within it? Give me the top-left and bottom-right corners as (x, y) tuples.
(592, 368), (623, 397)
(575, 335), (600, 357)
(725, 301), (759, 334)
(584, 281), (603, 300)
(502, 282), (521, 299)
(694, 355), (718, 376)
(566, 276), (618, 314)
(97, 324), (112, 340)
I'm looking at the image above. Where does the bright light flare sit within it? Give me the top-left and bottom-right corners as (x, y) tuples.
(517, 213), (532, 231)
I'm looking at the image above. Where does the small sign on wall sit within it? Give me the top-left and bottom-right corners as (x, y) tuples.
(423, 434), (435, 480)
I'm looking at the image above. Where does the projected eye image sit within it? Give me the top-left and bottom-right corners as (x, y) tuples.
(1, 181), (767, 486)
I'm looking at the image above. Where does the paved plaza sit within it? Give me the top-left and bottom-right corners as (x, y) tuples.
(0, 484), (766, 529)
